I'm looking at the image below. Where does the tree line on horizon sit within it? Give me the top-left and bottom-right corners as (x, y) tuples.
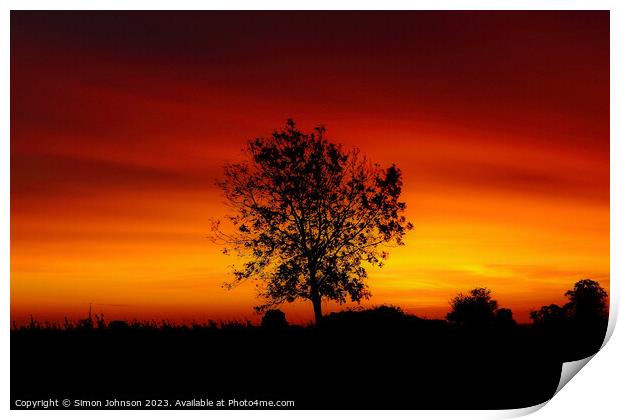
(12, 278), (608, 333)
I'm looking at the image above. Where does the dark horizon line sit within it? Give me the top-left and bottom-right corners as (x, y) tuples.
(11, 312), (541, 329)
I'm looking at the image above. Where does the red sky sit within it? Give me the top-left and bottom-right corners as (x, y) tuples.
(11, 11), (609, 324)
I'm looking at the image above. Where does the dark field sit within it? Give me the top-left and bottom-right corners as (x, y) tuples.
(10, 306), (607, 410)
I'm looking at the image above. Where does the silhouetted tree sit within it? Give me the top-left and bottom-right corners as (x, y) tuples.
(446, 288), (497, 329)
(563, 279), (608, 324)
(213, 119), (413, 323)
(530, 280), (608, 359)
(530, 304), (566, 327)
(261, 309), (288, 330)
(530, 280), (608, 327)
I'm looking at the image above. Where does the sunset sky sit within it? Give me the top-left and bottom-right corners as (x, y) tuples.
(11, 11), (609, 324)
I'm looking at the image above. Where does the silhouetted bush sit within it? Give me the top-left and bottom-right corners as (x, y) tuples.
(530, 304), (567, 327)
(108, 320), (128, 330)
(494, 308), (516, 331)
(323, 305), (415, 329)
(446, 288), (497, 329)
(261, 309), (288, 329)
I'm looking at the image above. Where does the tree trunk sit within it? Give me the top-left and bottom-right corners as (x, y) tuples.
(311, 293), (323, 325)
(308, 265), (323, 324)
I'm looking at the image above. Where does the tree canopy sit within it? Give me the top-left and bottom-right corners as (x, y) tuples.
(564, 279), (608, 323)
(213, 119), (413, 323)
(531, 279), (609, 326)
(446, 287), (498, 329)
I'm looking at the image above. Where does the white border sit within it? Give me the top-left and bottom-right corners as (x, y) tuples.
(2, 2), (617, 419)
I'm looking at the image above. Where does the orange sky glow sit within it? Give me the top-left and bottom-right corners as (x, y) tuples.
(11, 11), (609, 324)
